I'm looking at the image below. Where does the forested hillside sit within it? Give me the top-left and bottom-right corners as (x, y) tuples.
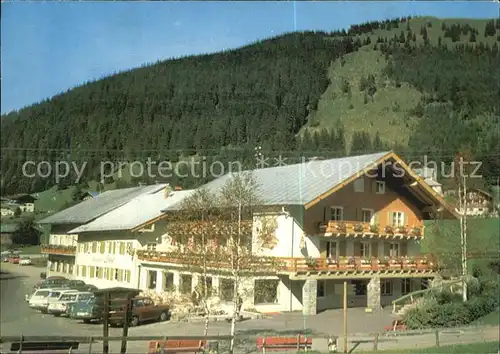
(1, 16), (499, 195)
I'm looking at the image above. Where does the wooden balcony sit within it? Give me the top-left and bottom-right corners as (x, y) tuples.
(284, 256), (434, 277)
(318, 221), (424, 239)
(136, 250), (434, 278)
(41, 244), (76, 256)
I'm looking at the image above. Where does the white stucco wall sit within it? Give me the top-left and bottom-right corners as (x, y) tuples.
(252, 213), (319, 258)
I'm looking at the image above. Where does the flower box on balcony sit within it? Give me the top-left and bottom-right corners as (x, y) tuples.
(335, 222), (347, 233)
(410, 227), (422, 237)
(384, 225), (394, 234)
(389, 259), (402, 268)
(395, 226), (408, 234)
(326, 258), (338, 268)
(360, 258), (372, 269)
(378, 257), (390, 268)
(369, 224), (379, 233)
(305, 257), (317, 269)
(353, 223), (364, 233)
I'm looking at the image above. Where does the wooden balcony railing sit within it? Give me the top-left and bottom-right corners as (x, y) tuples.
(319, 221), (424, 238)
(136, 250), (434, 275)
(41, 244), (76, 256)
(284, 256), (434, 273)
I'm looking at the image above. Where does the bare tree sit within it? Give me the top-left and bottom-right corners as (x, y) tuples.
(166, 172), (281, 353)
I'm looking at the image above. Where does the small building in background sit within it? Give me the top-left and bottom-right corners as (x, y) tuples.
(6, 194), (38, 213)
(79, 191), (100, 201)
(413, 167), (443, 195)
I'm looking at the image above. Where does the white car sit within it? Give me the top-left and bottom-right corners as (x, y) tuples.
(47, 292), (93, 317)
(19, 257), (32, 265)
(30, 288), (78, 313)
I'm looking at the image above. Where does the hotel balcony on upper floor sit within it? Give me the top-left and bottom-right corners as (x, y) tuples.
(136, 250), (435, 278)
(318, 220), (424, 239)
(41, 244), (77, 256)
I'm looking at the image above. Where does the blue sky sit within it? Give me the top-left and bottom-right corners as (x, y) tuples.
(1, 1), (498, 114)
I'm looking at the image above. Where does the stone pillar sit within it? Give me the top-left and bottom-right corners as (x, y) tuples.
(302, 279), (318, 316)
(367, 276), (381, 310)
(173, 272), (181, 293)
(156, 270), (164, 293)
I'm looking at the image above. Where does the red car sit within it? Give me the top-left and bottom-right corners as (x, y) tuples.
(8, 255), (20, 264)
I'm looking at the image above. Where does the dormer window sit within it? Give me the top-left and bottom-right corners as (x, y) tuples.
(139, 224), (155, 232)
(354, 178), (364, 193)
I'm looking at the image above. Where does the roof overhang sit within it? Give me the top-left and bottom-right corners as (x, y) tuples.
(304, 151), (458, 219)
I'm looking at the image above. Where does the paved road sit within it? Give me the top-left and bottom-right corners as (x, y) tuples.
(1, 263), (498, 353)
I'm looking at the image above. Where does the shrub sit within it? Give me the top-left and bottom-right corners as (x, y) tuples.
(466, 296), (498, 320)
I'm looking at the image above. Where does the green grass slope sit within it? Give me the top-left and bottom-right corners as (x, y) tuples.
(305, 17), (497, 147)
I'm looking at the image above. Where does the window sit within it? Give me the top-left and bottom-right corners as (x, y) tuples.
(119, 242), (125, 255)
(89, 266), (95, 278)
(146, 243), (157, 251)
(389, 242), (399, 257)
(401, 279), (411, 295)
(125, 270), (131, 283)
(376, 181), (385, 194)
(254, 279), (279, 304)
(148, 270), (157, 289)
(361, 209), (374, 223)
(326, 241), (337, 258)
(111, 242), (117, 254)
(180, 274), (192, 294)
(381, 279), (393, 296)
(391, 212), (404, 227)
(219, 279), (235, 301)
(354, 178), (364, 192)
(81, 266), (87, 277)
(163, 272), (174, 291)
(91, 242), (97, 253)
(317, 280), (326, 298)
(199, 276), (213, 297)
(352, 280), (367, 295)
(330, 207), (343, 221)
(360, 242), (371, 257)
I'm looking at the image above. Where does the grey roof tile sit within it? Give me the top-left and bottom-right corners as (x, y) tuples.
(38, 184), (167, 225)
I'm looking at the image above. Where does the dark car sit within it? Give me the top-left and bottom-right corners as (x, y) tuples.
(33, 277), (69, 290)
(109, 297), (170, 327)
(69, 296), (126, 323)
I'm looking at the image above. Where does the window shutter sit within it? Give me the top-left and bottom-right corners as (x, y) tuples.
(404, 213), (408, 226)
(388, 211), (393, 226)
(339, 240), (346, 257)
(374, 212), (379, 225)
(400, 242), (407, 256)
(371, 241), (379, 257)
(354, 241), (361, 257)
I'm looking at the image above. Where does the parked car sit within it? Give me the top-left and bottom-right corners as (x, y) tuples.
(8, 255), (20, 264)
(61, 280), (86, 289)
(28, 288), (59, 311)
(19, 257), (32, 265)
(30, 289), (79, 313)
(47, 292), (94, 317)
(69, 296), (125, 323)
(109, 297), (170, 327)
(33, 277), (69, 290)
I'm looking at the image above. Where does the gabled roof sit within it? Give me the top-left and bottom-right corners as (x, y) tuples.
(179, 151), (391, 207)
(38, 184), (168, 225)
(68, 189), (194, 234)
(179, 150), (456, 218)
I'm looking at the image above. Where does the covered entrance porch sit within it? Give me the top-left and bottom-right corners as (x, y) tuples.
(293, 275), (433, 315)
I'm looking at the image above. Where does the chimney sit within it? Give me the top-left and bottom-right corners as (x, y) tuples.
(164, 185), (172, 199)
(175, 186), (182, 191)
